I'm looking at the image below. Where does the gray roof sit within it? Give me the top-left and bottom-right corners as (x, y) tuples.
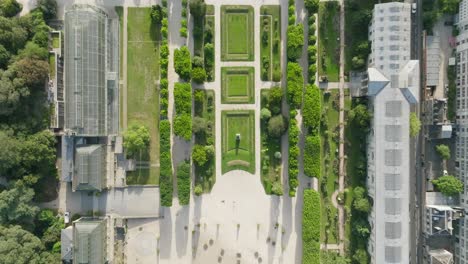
(73, 218), (107, 264)
(61, 226), (73, 261)
(73, 144), (106, 191)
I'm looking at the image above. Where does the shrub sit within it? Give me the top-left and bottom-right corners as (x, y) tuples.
(308, 35), (316, 45)
(432, 175), (464, 196)
(192, 144), (208, 166)
(174, 46), (192, 80)
(177, 160), (191, 205)
(191, 67), (206, 84)
(304, 134), (320, 178)
(179, 27), (187, 38)
(174, 82), (192, 114)
(436, 144), (451, 160)
(304, 0), (319, 14)
(302, 189), (320, 264)
(261, 108), (272, 121)
(287, 24), (304, 61)
(173, 114), (192, 140)
(268, 86), (283, 114)
(288, 118), (299, 195)
(204, 43), (214, 68)
(194, 184), (203, 196)
(302, 84), (321, 130)
(267, 115), (287, 138)
(123, 125), (150, 158)
(271, 182), (283, 196)
(150, 5), (163, 24)
(353, 186), (370, 213)
(410, 112), (421, 137)
(159, 120), (173, 206)
(287, 62), (304, 109)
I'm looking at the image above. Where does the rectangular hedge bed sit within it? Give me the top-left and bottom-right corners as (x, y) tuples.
(221, 5), (254, 61)
(221, 67), (255, 104)
(260, 5), (281, 81)
(221, 110), (255, 174)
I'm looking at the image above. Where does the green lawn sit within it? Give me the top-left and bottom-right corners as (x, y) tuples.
(51, 32), (60, 49)
(260, 90), (282, 194)
(49, 53), (55, 78)
(221, 5), (254, 61)
(126, 7), (160, 185)
(318, 2), (340, 82)
(194, 90), (216, 192)
(222, 111), (255, 174)
(260, 5), (281, 81)
(320, 90), (340, 244)
(221, 67), (254, 104)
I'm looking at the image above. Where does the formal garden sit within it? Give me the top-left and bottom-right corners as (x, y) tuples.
(221, 5), (254, 61)
(221, 67), (255, 104)
(260, 5), (281, 81)
(221, 111), (255, 174)
(125, 7), (161, 185)
(318, 1), (340, 81)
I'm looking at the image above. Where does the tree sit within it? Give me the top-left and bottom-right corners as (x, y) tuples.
(123, 125), (150, 157)
(0, 131), (21, 175)
(192, 144), (207, 166)
(13, 58), (48, 87)
(0, 180), (39, 228)
(189, 0), (206, 18)
(192, 56), (204, 68)
(353, 186), (370, 213)
(173, 114), (192, 140)
(191, 67), (206, 84)
(174, 46), (192, 80)
(302, 85), (321, 130)
(150, 5), (163, 24)
(192, 116), (207, 134)
(36, 0), (57, 20)
(260, 107), (271, 121)
(349, 104), (371, 131)
(432, 175), (464, 196)
(268, 86), (283, 114)
(436, 144), (451, 160)
(287, 24), (304, 61)
(0, 225), (49, 264)
(204, 43), (214, 68)
(268, 115), (287, 138)
(351, 56), (365, 69)
(353, 248), (369, 264)
(0, 44), (10, 68)
(271, 182), (283, 196)
(0, 72), (29, 115)
(352, 218), (370, 238)
(410, 112), (421, 137)
(304, 0), (319, 13)
(20, 130), (56, 176)
(0, 0), (22, 17)
(17, 42), (48, 61)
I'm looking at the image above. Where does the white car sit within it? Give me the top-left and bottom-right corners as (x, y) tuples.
(64, 212), (70, 224)
(412, 3), (417, 14)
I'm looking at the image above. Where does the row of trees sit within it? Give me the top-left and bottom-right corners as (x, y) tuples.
(0, 0), (64, 262)
(173, 82), (192, 140)
(176, 160), (191, 205)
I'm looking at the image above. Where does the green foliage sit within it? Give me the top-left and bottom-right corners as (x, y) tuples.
(268, 86), (283, 114)
(150, 5), (163, 24)
(436, 144), (451, 160)
(271, 181), (283, 196)
(177, 160), (191, 205)
(194, 184), (203, 196)
(0, 180), (39, 228)
(159, 120), (173, 207)
(267, 115), (287, 138)
(447, 65), (456, 121)
(192, 144), (208, 166)
(261, 107), (272, 121)
(174, 82), (192, 114)
(189, 0), (206, 18)
(409, 112), (421, 137)
(303, 84), (321, 131)
(192, 116), (207, 134)
(0, 44), (10, 68)
(123, 125), (150, 157)
(288, 117), (300, 195)
(173, 113), (192, 140)
(304, 0), (319, 13)
(35, 0), (57, 20)
(304, 134), (321, 178)
(353, 186), (370, 213)
(352, 248), (369, 264)
(191, 67), (206, 84)
(432, 175), (464, 196)
(174, 46), (192, 80)
(302, 189), (320, 264)
(287, 62), (303, 109)
(348, 104), (371, 132)
(0, 0), (22, 17)
(287, 24), (304, 61)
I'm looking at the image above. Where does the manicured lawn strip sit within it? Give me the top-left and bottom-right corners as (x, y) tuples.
(126, 7), (160, 185)
(205, 15), (215, 81)
(260, 5), (281, 81)
(176, 160), (191, 205)
(221, 5), (254, 61)
(303, 189), (321, 263)
(49, 53), (55, 78)
(194, 90), (216, 192)
(221, 111), (255, 174)
(221, 67), (255, 104)
(260, 89), (282, 195)
(51, 32), (60, 49)
(319, 90), (340, 244)
(318, 2), (339, 81)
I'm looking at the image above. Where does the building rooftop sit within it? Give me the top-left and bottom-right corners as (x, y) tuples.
(73, 218), (107, 264)
(73, 144), (106, 191)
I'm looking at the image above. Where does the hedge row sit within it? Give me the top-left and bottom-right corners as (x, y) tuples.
(307, 15), (317, 83)
(174, 46), (192, 81)
(304, 134), (320, 178)
(160, 120), (173, 207)
(288, 110), (299, 196)
(286, 0), (304, 62)
(180, 0), (188, 37)
(176, 160), (191, 205)
(159, 3), (169, 119)
(302, 189), (320, 264)
(173, 83), (192, 141)
(287, 62), (304, 109)
(302, 84), (321, 132)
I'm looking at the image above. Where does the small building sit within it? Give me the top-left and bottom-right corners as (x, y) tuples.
(73, 144), (107, 192)
(425, 192), (463, 237)
(427, 248), (454, 264)
(61, 217), (108, 264)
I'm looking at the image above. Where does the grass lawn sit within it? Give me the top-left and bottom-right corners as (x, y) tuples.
(126, 7), (160, 185)
(260, 5), (281, 81)
(194, 90), (216, 192)
(320, 90), (340, 244)
(51, 32), (60, 49)
(221, 5), (254, 61)
(221, 67), (254, 104)
(260, 90), (282, 194)
(222, 111), (255, 174)
(49, 53), (55, 78)
(318, 2), (340, 82)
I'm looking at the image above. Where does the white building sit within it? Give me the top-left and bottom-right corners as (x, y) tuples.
(455, 1), (468, 262)
(366, 3), (419, 263)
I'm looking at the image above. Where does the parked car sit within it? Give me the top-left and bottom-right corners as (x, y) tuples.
(412, 3), (417, 14)
(64, 212), (70, 224)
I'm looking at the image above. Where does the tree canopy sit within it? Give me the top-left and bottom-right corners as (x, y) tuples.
(189, 0), (206, 18)
(0, 180), (39, 228)
(436, 144), (451, 160)
(0, 0), (22, 18)
(267, 115), (287, 138)
(432, 175), (464, 196)
(409, 112), (421, 137)
(123, 125), (150, 157)
(174, 46), (192, 80)
(287, 24), (304, 61)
